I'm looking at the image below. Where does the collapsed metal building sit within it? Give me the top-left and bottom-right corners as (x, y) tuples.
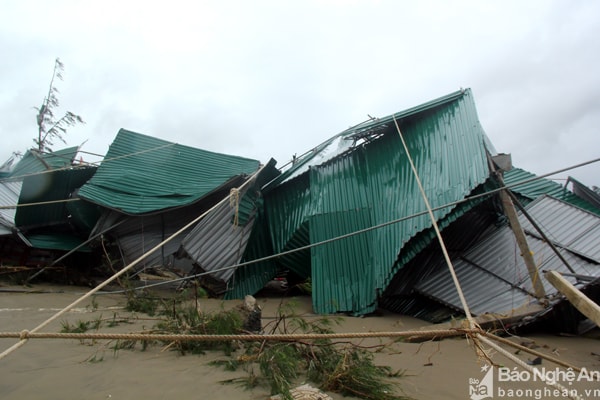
(224, 89), (600, 327)
(0, 147), (98, 268)
(76, 128), (279, 288)
(227, 89), (497, 314)
(2, 89), (599, 331)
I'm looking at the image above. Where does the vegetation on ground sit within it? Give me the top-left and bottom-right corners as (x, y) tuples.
(62, 292), (412, 400)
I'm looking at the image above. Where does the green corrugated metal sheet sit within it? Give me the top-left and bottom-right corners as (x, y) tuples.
(261, 89), (492, 315)
(78, 129), (261, 215)
(504, 167), (600, 215)
(264, 173), (313, 277)
(9, 147), (80, 178)
(16, 167), (98, 229)
(224, 205), (280, 300)
(25, 233), (92, 252)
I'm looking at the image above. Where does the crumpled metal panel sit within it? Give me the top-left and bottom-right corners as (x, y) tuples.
(79, 129), (261, 214)
(264, 173), (312, 277)
(9, 147), (79, 178)
(504, 168), (600, 215)
(16, 167), (98, 229)
(415, 196), (600, 316)
(180, 185), (255, 282)
(263, 89), (493, 315)
(569, 177), (600, 210)
(0, 147), (80, 236)
(521, 195), (600, 263)
(223, 206), (280, 300)
(0, 180), (21, 235)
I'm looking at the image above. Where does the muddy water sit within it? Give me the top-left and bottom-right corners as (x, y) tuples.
(0, 284), (599, 400)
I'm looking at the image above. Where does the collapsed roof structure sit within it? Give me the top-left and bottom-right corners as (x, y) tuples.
(0, 147), (97, 267)
(2, 89), (599, 333)
(226, 89), (496, 314)
(77, 129), (279, 287)
(223, 89), (600, 329)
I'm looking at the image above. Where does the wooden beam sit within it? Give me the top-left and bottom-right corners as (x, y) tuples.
(486, 153), (546, 301)
(545, 270), (600, 328)
(499, 189), (547, 300)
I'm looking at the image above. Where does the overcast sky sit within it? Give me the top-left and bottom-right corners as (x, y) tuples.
(1, 0), (598, 186)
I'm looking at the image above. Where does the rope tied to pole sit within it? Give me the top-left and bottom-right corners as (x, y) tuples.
(230, 188), (240, 227)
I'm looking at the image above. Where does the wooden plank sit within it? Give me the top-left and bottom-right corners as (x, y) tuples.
(545, 270), (600, 328)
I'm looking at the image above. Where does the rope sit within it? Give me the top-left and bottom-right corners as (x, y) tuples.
(2, 156), (598, 212)
(0, 198), (80, 210)
(0, 327), (583, 372)
(481, 331), (581, 372)
(478, 335), (584, 400)
(1, 328), (472, 342)
(389, 120), (587, 399)
(230, 188), (240, 227)
(0, 165), (266, 361)
(392, 117), (477, 329)
(0, 142), (177, 183)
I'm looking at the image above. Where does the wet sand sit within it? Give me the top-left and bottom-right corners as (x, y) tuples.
(0, 284), (599, 400)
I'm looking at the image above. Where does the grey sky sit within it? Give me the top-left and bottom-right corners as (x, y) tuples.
(1, 0), (598, 186)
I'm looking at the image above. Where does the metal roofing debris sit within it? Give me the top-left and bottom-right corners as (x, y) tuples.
(9, 147), (80, 178)
(568, 176), (600, 210)
(0, 147), (88, 252)
(180, 159), (280, 283)
(414, 195), (600, 317)
(78, 129), (261, 215)
(16, 168), (98, 230)
(252, 88), (494, 315)
(0, 180), (21, 235)
(83, 130), (280, 280)
(504, 168), (600, 215)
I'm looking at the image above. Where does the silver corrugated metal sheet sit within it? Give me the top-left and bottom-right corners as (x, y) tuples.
(95, 194), (226, 271)
(0, 180), (21, 235)
(180, 185), (256, 282)
(521, 195), (600, 262)
(415, 195), (600, 316)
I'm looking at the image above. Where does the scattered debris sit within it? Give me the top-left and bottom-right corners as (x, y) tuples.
(270, 384), (333, 400)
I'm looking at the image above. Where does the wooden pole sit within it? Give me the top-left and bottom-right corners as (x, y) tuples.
(545, 270), (600, 328)
(487, 153), (546, 301)
(498, 189), (547, 300)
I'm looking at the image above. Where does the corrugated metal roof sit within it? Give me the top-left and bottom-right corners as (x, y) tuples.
(520, 195), (600, 263)
(78, 129), (261, 214)
(568, 176), (600, 210)
(414, 195), (600, 316)
(16, 167), (97, 229)
(0, 146), (81, 234)
(504, 167), (600, 215)
(12, 167), (100, 252)
(9, 147), (80, 178)
(260, 88), (493, 315)
(267, 89), (474, 189)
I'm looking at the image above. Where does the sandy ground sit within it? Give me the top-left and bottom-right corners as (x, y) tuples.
(0, 284), (599, 400)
